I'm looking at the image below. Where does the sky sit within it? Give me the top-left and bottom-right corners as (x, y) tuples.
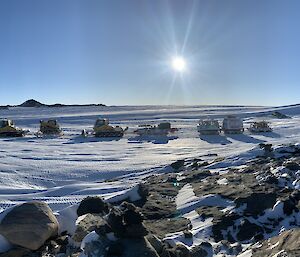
(0, 0), (300, 106)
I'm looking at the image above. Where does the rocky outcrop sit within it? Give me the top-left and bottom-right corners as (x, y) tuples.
(77, 196), (109, 216)
(0, 201), (58, 250)
(252, 228), (300, 257)
(0, 143), (300, 256)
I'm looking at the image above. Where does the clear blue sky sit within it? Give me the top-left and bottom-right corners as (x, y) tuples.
(1, 0), (300, 106)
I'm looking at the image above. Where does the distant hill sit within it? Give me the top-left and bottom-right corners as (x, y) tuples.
(19, 99), (45, 107)
(0, 99), (106, 109)
(20, 99), (106, 108)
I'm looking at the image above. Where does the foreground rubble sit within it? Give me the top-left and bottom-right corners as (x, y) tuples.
(0, 143), (299, 256)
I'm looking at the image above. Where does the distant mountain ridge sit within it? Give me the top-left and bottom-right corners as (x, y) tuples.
(1, 99), (106, 108)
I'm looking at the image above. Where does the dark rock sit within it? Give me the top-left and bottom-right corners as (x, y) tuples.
(283, 197), (298, 215)
(212, 213), (240, 241)
(0, 201), (58, 250)
(107, 240), (124, 256)
(264, 174), (278, 184)
(183, 230), (193, 239)
(146, 234), (164, 255)
(107, 208), (126, 237)
(121, 202), (144, 225)
(191, 243), (210, 257)
(271, 111), (290, 119)
(236, 219), (264, 241)
(55, 235), (68, 246)
(236, 193), (277, 216)
(259, 143), (273, 155)
(171, 160), (185, 170)
(77, 196), (109, 216)
(284, 161), (300, 171)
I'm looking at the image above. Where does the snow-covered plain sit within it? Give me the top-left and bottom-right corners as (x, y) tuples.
(0, 104), (300, 212)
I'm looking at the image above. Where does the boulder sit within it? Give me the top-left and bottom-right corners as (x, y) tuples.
(77, 196), (109, 216)
(170, 160), (185, 170)
(0, 201), (58, 250)
(167, 244), (191, 257)
(121, 202), (144, 225)
(73, 213), (108, 242)
(106, 208), (125, 237)
(191, 243), (210, 257)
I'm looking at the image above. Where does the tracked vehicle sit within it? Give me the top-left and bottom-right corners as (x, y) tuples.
(36, 119), (63, 136)
(197, 119), (220, 135)
(93, 118), (127, 137)
(222, 115), (244, 134)
(0, 119), (26, 137)
(248, 121), (272, 133)
(134, 122), (177, 136)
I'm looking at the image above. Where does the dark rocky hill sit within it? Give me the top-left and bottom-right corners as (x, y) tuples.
(19, 99), (45, 107)
(1, 99), (106, 108)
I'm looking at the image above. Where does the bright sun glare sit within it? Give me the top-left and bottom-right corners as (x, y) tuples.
(171, 56), (186, 72)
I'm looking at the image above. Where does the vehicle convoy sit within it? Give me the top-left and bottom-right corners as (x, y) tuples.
(248, 121), (272, 133)
(197, 119), (221, 135)
(222, 115), (244, 134)
(93, 118), (127, 137)
(134, 122), (177, 136)
(36, 119), (63, 136)
(0, 119), (26, 137)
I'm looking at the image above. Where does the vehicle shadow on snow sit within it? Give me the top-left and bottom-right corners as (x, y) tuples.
(127, 135), (178, 144)
(226, 134), (266, 144)
(63, 135), (121, 144)
(199, 135), (232, 145)
(257, 131), (281, 138)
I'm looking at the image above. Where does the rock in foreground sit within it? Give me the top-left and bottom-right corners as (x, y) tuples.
(0, 201), (59, 250)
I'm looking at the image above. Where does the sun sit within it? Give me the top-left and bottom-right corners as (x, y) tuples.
(171, 56), (186, 72)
